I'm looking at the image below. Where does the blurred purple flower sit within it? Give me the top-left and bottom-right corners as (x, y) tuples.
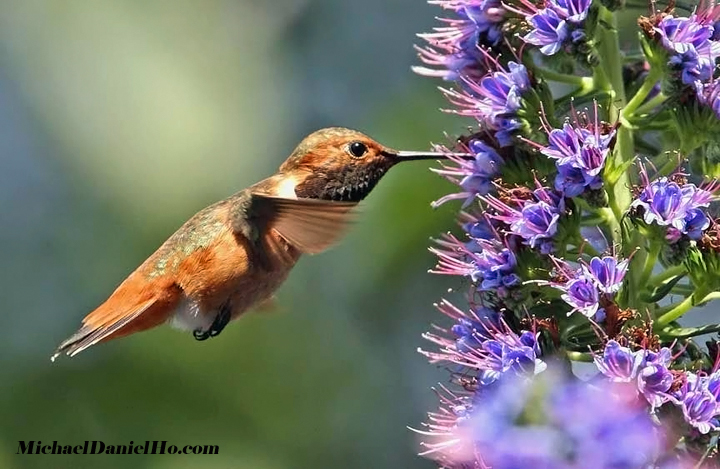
(417, 371), (663, 468)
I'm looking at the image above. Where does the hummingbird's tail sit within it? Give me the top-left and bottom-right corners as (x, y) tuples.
(51, 283), (181, 361)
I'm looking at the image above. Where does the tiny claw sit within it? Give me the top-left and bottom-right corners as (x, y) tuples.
(193, 329), (210, 341)
(193, 303), (232, 341)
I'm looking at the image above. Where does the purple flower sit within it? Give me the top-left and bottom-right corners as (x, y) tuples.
(631, 163), (717, 241)
(525, 9), (569, 55)
(594, 340), (644, 381)
(582, 256), (629, 294)
(683, 207), (711, 240)
(443, 62), (530, 145)
(555, 163), (601, 196)
(707, 370), (720, 399)
(462, 217), (495, 240)
(432, 140), (503, 207)
(595, 341), (673, 409)
(562, 277), (601, 318)
(674, 373), (720, 434)
(520, 0), (593, 56)
(696, 77), (720, 119)
(654, 15), (720, 85)
(536, 257), (629, 319)
(476, 62), (528, 116)
(431, 233), (520, 295)
(483, 185), (565, 252)
(638, 364), (674, 409)
(531, 110), (615, 197)
(513, 201), (562, 251)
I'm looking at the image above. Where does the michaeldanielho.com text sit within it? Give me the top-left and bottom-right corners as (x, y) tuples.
(17, 441), (219, 455)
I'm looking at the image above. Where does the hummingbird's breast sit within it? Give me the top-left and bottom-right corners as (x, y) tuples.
(167, 221), (301, 332)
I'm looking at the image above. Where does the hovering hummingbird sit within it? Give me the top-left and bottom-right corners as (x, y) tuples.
(52, 127), (456, 360)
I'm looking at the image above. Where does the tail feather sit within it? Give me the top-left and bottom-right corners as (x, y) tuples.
(52, 283), (181, 361)
(51, 299), (156, 360)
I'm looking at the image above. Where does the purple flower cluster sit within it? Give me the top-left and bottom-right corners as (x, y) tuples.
(631, 163), (717, 241)
(412, 0), (720, 465)
(414, 0), (506, 80)
(444, 61), (530, 145)
(432, 139), (503, 207)
(541, 256), (629, 319)
(655, 14), (720, 86)
(595, 340), (720, 434)
(420, 300), (545, 385)
(531, 110), (615, 197)
(520, 0), (593, 55)
(483, 185), (565, 253)
(418, 371), (663, 468)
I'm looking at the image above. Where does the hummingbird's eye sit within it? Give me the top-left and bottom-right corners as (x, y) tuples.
(347, 141), (368, 158)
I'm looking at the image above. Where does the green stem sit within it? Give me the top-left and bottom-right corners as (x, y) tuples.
(671, 285), (697, 295)
(539, 68), (594, 88)
(638, 243), (660, 288)
(660, 323), (720, 339)
(701, 291), (720, 303)
(656, 295), (696, 327)
(595, 8), (630, 209)
(633, 92), (667, 116)
(649, 265), (687, 286)
(621, 67), (662, 123)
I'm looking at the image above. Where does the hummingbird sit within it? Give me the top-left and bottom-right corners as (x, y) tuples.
(52, 127), (455, 360)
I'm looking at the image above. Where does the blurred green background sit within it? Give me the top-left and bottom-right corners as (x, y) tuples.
(1, 1), (469, 468)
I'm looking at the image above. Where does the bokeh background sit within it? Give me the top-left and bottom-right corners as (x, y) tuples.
(1, 1), (471, 468)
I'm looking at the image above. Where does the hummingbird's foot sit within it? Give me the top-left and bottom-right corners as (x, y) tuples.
(193, 304), (232, 341)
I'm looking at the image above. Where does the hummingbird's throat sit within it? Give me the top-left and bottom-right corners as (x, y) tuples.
(294, 163), (392, 202)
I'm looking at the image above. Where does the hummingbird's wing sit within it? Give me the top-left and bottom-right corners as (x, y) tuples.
(251, 195), (357, 254)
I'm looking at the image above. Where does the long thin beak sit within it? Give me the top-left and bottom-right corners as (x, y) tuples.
(384, 150), (474, 161)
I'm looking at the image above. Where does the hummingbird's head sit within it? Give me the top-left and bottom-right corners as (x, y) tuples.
(280, 127), (443, 202)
